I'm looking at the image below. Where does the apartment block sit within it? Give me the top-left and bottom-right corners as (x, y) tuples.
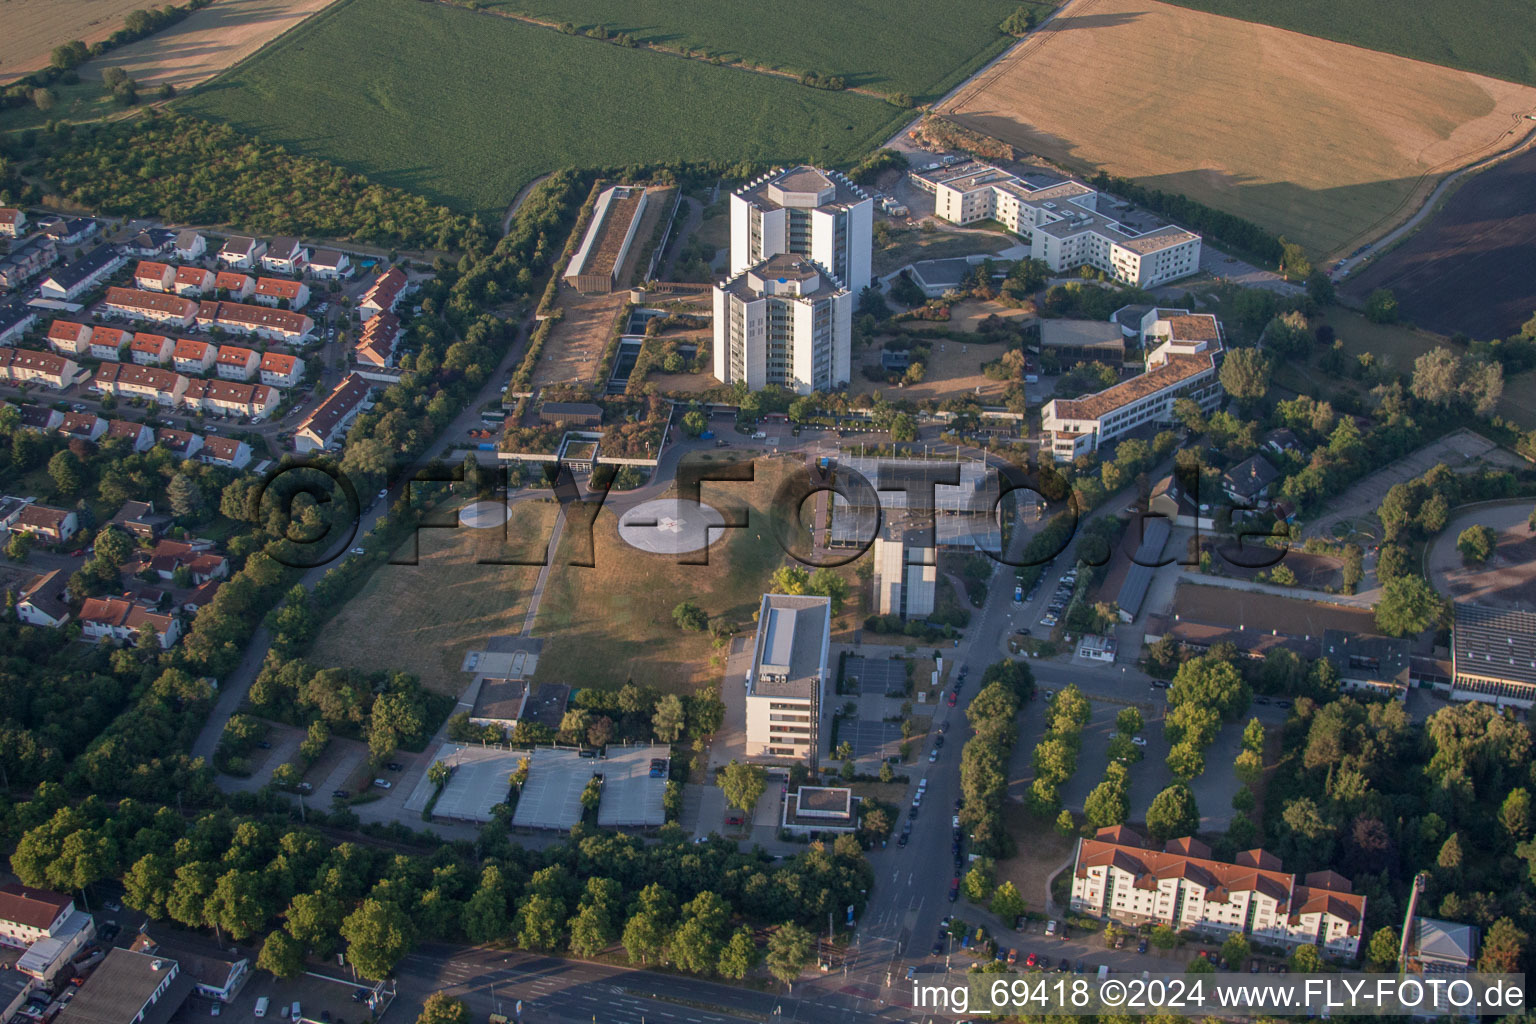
(731, 166), (872, 293)
(712, 253), (851, 395)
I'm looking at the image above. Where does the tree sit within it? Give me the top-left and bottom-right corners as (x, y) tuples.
(681, 410), (707, 436)
(5, 531), (32, 561)
(1366, 926), (1400, 970)
(652, 694), (686, 742)
(1365, 288), (1398, 324)
(415, 994), (468, 1024)
(672, 601), (708, 631)
(1220, 933), (1250, 969)
(1149, 924), (1178, 950)
(765, 923), (815, 988)
(1456, 524), (1497, 565)
(720, 760), (767, 812)
(999, 5), (1039, 35)
(461, 865), (510, 943)
(1055, 809), (1075, 836)
(340, 898), (413, 980)
(1289, 943), (1324, 972)
(1374, 575), (1442, 637)
(48, 451), (83, 497)
(963, 861), (994, 903)
(1145, 783), (1200, 842)
(167, 472), (202, 518)
(207, 869), (268, 940)
(990, 881), (1026, 921)
(1084, 765), (1130, 828)
(1115, 707), (1142, 736)
(1219, 348), (1272, 406)
(1501, 788), (1532, 841)
(515, 894), (565, 951)
(717, 927), (759, 980)
(1479, 918), (1526, 973)
(669, 892), (729, 974)
(257, 929), (304, 979)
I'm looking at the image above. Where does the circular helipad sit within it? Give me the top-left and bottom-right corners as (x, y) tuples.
(459, 500), (512, 529)
(618, 498), (727, 554)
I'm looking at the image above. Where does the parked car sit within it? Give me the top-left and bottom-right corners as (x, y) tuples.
(1138, 938), (1148, 954)
(332, 790), (349, 799)
(1045, 919), (1058, 936)
(1131, 736), (1147, 747)
(947, 692), (957, 707)
(386, 762), (403, 771)
(372, 778), (392, 789)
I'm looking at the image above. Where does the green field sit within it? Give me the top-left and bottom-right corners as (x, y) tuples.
(1160, 0), (1536, 87)
(179, 0), (904, 220)
(480, 0), (1046, 102)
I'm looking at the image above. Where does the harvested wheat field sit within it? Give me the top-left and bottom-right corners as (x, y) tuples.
(942, 0), (1536, 257)
(0, 0), (154, 83)
(76, 0), (340, 92)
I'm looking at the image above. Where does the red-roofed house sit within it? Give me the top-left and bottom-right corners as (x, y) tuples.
(134, 261), (176, 292)
(254, 277), (309, 310)
(103, 287), (198, 327)
(258, 352), (304, 388)
(0, 209), (26, 239)
(58, 412), (106, 442)
(196, 301), (314, 343)
(172, 265), (216, 296)
(173, 338), (216, 375)
(155, 428), (203, 459)
(295, 372), (372, 452)
(79, 596), (182, 648)
(181, 379), (276, 419)
(0, 883), (75, 947)
(130, 332), (175, 365)
(214, 272), (254, 300)
(199, 437), (252, 470)
(88, 326), (129, 361)
(359, 267), (409, 321)
(215, 345), (259, 381)
(353, 311), (401, 367)
(0, 349), (82, 389)
(46, 320), (93, 357)
(145, 540), (228, 583)
(11, 504), (78, 544)
(94, 363), (188, 406)
(106, 419), (155, 452)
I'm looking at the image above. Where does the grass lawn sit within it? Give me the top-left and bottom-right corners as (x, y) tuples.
(872, 224), (1018, 277)
(307, 501), (556, 697)
(534, 458), (798, 691)
(476, 0), (1050, 103)
(1319, 308), (1448, 372)
(178, 0), (904, 221)
(1497, 370), (1536, 430)
(1158, 0), (1536, 88)
(997, 801), (1076, 907)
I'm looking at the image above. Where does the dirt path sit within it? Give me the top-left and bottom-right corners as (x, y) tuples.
(501, 171), (553, 235)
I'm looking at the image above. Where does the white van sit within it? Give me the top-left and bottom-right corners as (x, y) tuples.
(254, 999), (269, 1019)
(290, 1003), (302, 1022)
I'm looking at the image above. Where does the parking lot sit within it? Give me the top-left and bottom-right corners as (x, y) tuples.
(845, 655), (910, 697)
(840, 718), (904, 762)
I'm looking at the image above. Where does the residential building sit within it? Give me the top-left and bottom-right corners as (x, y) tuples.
(89, 326), (130, 361)
(172, 338), (216, 375)
(1450, 602), (1536, 708)
(94, 363), (188, 406)
(261, 237), (308, 274)
(359, 267), (408, 321)
(105, 420), (155, 453)
(731, 166), (873, 292)
(102, 287), (198, 327)
(199, 437), (251, 470)
(214, 345), (259, 380)
(0, 496), (32, 532)
(308, 248), (350, 279)
(258, 352), (304, 388)
(154, 428), (203, 459)
(0, 208), (25, 238)
(1222, 454), (1280, 508)
(124, 228), (175, 257)
(180, 378), (276, 419)
(15, 570), (70, 628)
(213, 271), (254, 300)
(0, 237), (57, 290)
(353, 312), (401, 367)
(12, 504), (78, 544)
(109, 499), (168, 540)
(38, 245), (127, 301)
(129, 332), (175, 365)
(912, 161), (1202, 287)
(1039, 318), (1127, 365)
(781, 785), (859, 835)
(744, 593), (832, 766)
(129, 932), (249, 1004)
(871, 525), (936, 619)
(1071, 826), (1365, 957)
(79, 596), (182, 648)
(171, 265), (215, 296)
(144, 540), (227, 583)
(254, 276), (309, 309)
(196, 300), (314, 343)
(0, 305), (37, 346)
(15, 405), (62, 433)
(0, 348), (82, 389)
(173, 230), (206, 261)
(0, 884), (75, 949)
(712, 253), (851, 395)
(46, 319), (94, 357)
(468, 677), (527, 736)
(133, 261), (176, 292)
(565, 185), (651, 294)
(54, 948), (194, 1024)
(1322, 630), (1411, 699)
(42, 218), (96, 246)
(58, 412), (106, 442)
(217, 236), (266, 269)
(1400, 874), (1478, 974)
(295, 372), (372, 452)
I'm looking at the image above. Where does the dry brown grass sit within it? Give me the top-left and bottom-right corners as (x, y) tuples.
(942, 0), (1536, 257)
(997, 801), (1076, 907)
(307, 501), (555, 696)
(74, 0), (343, 92)
(536, 288), (627, 388)
(854, 331), (1013, 403)
(0, 0), (159, 84)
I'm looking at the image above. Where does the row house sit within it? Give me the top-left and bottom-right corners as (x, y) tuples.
(173, 265), (216, 296)
(196, 300), (313, 343)
(174, 230), (206, 261)
(89, 326), (130, 361)
(354, 311), (401, 367)
(215, 271), (254, 300)
(200, 437), (252, 470)
(134, 261), (176, 292)
(38, 245), (127, 301)
(308, 249), (350, 279)
(0, 348), (81, 389)
(58, 412), (105, 443)
(47, 320), (93, 358)
(215, 345), (260, 381)
(130, 332), (176, 365)
(173, 338), (217, 375)
(1070, 826), (1365, 958)
(0, 208), (25, 238)
(217, 235), (266, 270)
(258, 352), (304, 388)
(106, 419), (155, 452)
(11, 504), (78, 545)
(155, 428), (203, 459)
(41, 218), (96, 246)
(125, 229), (176, 257)
(15, 405), (62, 432)
(182, 379), (276, 419)
(359, 267), (408, 321)
(145, 540), (228, 583)
(0, 306), (37, 347)
(295, 372), (372, 452)
(0, 237), (57, 290)
(78, 596), (181, 649)
(16, 570), (70, 628)
(254, 276), (309, 310)
(93, 363), (188, 406)
(102, 287), (198, 327)
(262, 238), (308, 275)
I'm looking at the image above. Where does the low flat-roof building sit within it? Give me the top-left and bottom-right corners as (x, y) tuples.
(1450, 602), (1536, 708)
(54, 948), (193, 1024)
(1040, 318), (1127, 365)
(782, 785), (859, 834)
(469, 677), (527, 736)
(565, 185), (650, 294)
(1324, 629), (1410, 701)
(871, 524), (935, 619)
(744, 593), (831, 766)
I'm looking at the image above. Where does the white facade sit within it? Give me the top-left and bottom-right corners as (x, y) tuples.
(731, 166), (872, 293)
(744, 594), (832, 766)
(713, 254), (851, 395)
